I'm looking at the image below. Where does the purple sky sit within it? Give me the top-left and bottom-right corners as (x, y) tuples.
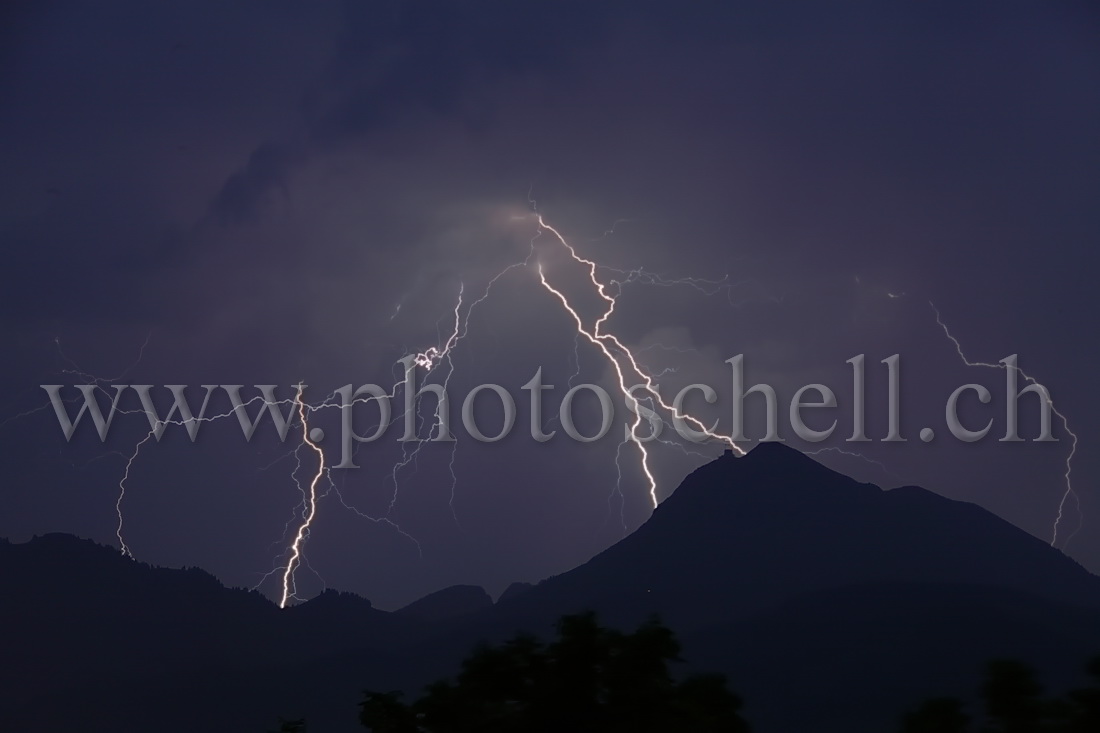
(2, 1), (1097, 610)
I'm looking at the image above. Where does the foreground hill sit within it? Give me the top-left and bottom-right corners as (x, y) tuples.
(488, 442), (1100, 633)
(3, 443), (1098, 732)
(431, 442), (1100, 729)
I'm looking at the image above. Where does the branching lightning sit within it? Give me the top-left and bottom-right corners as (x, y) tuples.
(931, 301), (1082, 549)
(804, 446), (901, 481)
(280, 384), (325, 608)
(20, 342), (424, 602)
(532, 213), (745, 506)
(12, 204), (783, 606)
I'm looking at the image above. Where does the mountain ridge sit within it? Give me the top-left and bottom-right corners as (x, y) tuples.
(3, 444), (1099, 732)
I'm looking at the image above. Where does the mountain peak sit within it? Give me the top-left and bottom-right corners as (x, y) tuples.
(743, 439), (805, 459)
(660, 441), (873, 515)
(398, 584), (492, 622)
(515, 440), (1100, 636)
(740, 440), (827, 471)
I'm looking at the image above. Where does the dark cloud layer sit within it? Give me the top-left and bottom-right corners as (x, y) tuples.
(2, 1), (1097, 609)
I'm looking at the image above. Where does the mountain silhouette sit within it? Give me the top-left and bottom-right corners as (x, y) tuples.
(3, 444), (1098, 732)
(490, 442), (1100, 631)
(397, 584), (493, 622)
(497, 580), (534, 603)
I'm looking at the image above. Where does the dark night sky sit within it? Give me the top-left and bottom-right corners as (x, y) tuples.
(1, 1), (1098, 611)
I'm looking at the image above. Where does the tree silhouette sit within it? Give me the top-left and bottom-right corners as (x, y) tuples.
(1064, 656), (1100, 733)
(982, 659), (1047, 732)
(360, 612), (750, 732)
(900, 655), (1100, 732)
(901, 697), (970, 733)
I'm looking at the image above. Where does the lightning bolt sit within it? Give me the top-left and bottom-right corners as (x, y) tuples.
(16, 201), (765, 606)
(111, 391), (311, 561)
(383, 274), (509, 521)
(533, 213), (745, 507)
(604, 266), (756, 306)
(16, 341), (424, 601)
(377, 205), (751, 520)
(280, 384), (325, 609)
(804, 446), (902, 482)
(382, 285), (465, 523)
(116, 431), (153, 558)
(931, 302), (1082, 549)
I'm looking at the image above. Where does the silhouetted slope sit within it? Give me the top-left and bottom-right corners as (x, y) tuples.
(685, 581), (1100, 732)
(497, 580), (533, 603)
(489, 443), (1100, 634)
(397, 584), (492, 622)
(0, 534), (421, 732)
(3, 446), (1099, 733)
(444, 443), (1100, 731)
